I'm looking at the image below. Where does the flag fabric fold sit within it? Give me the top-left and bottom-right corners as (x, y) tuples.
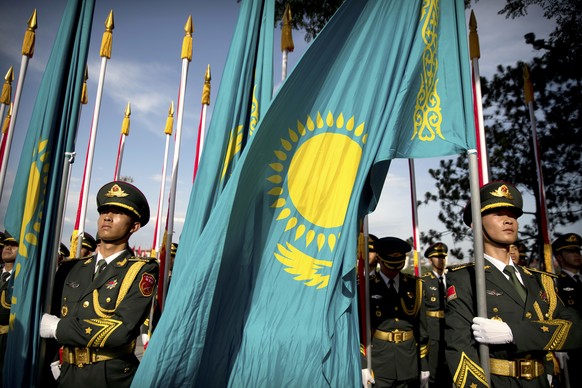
(133, 0), (474, 386)
(3, 0), (95, 386)
(180, 0), (274, 246)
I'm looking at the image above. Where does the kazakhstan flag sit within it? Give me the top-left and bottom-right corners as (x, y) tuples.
(3, 0), (95, 386)
(133, 0), (474, 386)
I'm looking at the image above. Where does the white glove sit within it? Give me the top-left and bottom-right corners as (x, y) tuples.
(361, 368), (375, 388)
(40, 313), (60, 339)
(420, 370), (430, 387)
(50, 360), (61, 380)
(472, 317), (513, 344)
(554, 351), (569, 368)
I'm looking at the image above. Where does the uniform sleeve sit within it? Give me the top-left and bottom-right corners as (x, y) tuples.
(56, 260), (159, 348)
(418, 280), (429, 371)
(444, 270), (489, 388)
(509, 273), (582, 353)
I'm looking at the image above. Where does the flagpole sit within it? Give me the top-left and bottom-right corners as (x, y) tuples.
(522, 65), (553, 272)
(408, 159), (421, 276)
(114, 102), (131, 181)
(0, 66), (14, 145)
(469, 11), (489, 185)
(362, 216), (372, 378)
(152, 102), (174, 257)
(468, 149), (490, 385)
(72, 10), (114, 258)
(0, 10), (36, 203)
(280, 4), (294, 81)
(193, 65), (211, 182)
(163, 15), (193, 306)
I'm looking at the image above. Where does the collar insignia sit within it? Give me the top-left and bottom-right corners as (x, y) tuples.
(105, 184), (129, 198)
(490, 184), (513, 199)
(116, 258), (127, 267)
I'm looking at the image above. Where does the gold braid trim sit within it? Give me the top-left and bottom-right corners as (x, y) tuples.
(92, 261), (147, 318)
(0, 290), (10, 309)
(537, 319), (572, 351)
(540, 273), (557, 318)
(453, 352), (489, 388)
(84, 318), (123, 347)
(533, 301), (544, 320)
(419, 344), (429, 358)
(401, 277), (423, 316)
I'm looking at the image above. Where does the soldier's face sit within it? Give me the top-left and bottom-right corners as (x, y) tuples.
(481, 209), (518, 246)
(431, 256), (446, 271)
(558, 248), (582, 271)
(2, 243), (18, 263)
(98, 206), (141, 243)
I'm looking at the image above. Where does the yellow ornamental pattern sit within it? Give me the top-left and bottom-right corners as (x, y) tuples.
(412, 0), (444, 142)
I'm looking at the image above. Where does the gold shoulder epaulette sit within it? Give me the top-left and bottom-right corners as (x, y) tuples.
(128, 256), (157, 263)
(448, 263), (474, 272)
(421, 272), (434, 279)
(523, 266), (558, 278)
(61, 256), (89, 264)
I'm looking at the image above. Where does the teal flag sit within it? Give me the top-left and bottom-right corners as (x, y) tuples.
(3, 0), (95, 386)
(181, 0), (274, 245)
(133, 0), (474, 386)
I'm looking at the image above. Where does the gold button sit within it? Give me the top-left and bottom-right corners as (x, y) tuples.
(492, 307), (498, 313)
(525, 312), (532, 319)
(83, 301), (89, 308)
(106, 297), (111, 303)
(544, 313), (549, 318)
(395, 318), (399, 322)
(63, 297), (67, 302)
(61, 306), (68, 317)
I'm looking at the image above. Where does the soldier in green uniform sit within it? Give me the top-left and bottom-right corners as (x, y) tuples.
(0, 232), (17, 386)
(422, 242), (452, 387)
(445, 181), (582, 388)
(40, 181), (159, 387)
(79, 233), (97, 258)
(552, 232), (582, 388)
(362, 237), (429, 388)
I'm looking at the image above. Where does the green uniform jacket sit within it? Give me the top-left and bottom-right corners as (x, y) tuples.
(445, 261), (582, 388)
(368, 272), (428, 384)
(54, 250), (158, 388)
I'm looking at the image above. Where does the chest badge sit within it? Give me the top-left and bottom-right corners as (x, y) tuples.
(66, 281), (80, 289)
(486, 289), (503, 296)
(106, 279), (118, 290)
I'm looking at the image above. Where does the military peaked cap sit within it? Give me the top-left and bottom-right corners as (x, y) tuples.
(424, 242), (448, 258)
(463, 181), (523, 226)
(97, 181), (150, 226)
(552, 233), (582, 254)
(375, 237), (411, 270)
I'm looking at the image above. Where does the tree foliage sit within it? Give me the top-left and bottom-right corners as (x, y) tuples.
(421, 0), (582, 261)
(274, 0), (345, 42)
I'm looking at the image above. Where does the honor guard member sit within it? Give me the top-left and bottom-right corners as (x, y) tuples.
(553, 232), (582, 387)
(80, 233), (98, 258)
(422, 242), (452, 387)
(0, 232), (17, 386)
(40, 181), (159, 388)
(362, 237), (429, 388)
(58, 243), (70, 266)
(445, 181), (582, 388)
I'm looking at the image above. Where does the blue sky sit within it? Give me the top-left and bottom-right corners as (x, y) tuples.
(0, 0), (567, 257)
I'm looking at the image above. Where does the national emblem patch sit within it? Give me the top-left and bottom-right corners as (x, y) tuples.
(139, 273), (156, 297)
(446, 285), (457, 302)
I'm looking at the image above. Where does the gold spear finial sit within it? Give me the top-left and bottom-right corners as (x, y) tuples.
(201, 65), (211, 106)
(2, 103), (12, 134)
(22, 9), (38, 57)
(81, 65), (89, 105)
(100, 10), (115, 59)
(121, 101), (131, 135)
(281, 4), (294, 52)
(181, 15), (193, 61)
(164, 101), (174, 135)
(523, 64), (534, 104)
(1, 67), (14, 105)
(469, 10), (480, 60)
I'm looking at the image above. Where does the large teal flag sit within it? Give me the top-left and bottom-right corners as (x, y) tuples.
(133, 0), (474, 386)
(180, 0), (274, 246)
(3, 0), (95, 386)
